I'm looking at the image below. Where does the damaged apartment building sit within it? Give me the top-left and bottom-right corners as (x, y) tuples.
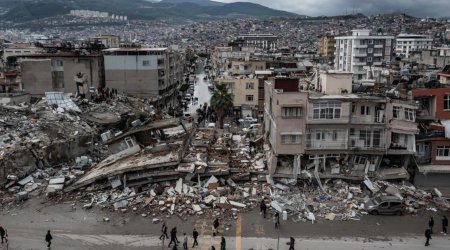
(264, 71), (419, 181)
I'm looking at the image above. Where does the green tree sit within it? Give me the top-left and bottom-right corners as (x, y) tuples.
(210, 84), (234, 129)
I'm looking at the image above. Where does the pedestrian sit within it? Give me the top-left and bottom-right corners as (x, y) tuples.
(428, 216), (434, 234)
(210, 246), (216, 250)
(220, 236), (226, 250)
(260, 199), (267, 218)
(0, 225), (7, 244)
(288, 237), (295, 250)
(273, 212), (280, 229)
(213, 218), (219, 236)
(172, 245), (178, 250)
(168, 227), (179, 247)
(183, 233), (188, 249)
(45, 230), (52, 248)
(192, 228), (199, 248)
(442, 215), (448, 235)
(160, 222), (169, 240)
(425, 228), (432, 246)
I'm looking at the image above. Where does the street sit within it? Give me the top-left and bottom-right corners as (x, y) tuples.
(1, 197), (449, 250)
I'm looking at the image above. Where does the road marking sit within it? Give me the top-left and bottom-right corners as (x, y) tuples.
(236, 214), (242, 250)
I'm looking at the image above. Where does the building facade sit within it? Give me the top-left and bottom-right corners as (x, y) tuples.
(334, 30), (394, 81)
(216, 77), (260, 118)
(103, 48), (184, 106)
(395, 34), (433, 58)
(235, 34), (279, 50)
(19, 54), (103, 96)
(264, 72), (418, 180)
(319, 35), (336, 58)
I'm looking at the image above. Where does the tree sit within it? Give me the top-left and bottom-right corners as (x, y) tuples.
(210, 84), (233, 129)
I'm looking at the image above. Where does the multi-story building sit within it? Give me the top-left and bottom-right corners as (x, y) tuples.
(412, 79), (450, 187)
(319, 35), (336, 58)
(216, 76), (260, 118)
(103, 47), (184, 106)
(264, 71), (418, 180)
(212, 46), (252, 76)
(1, 43), (42, 62)
(235, 34), (278, 50)
(229, 59), (266, 75)
(89, 35), (120, 48)
(334, 30), (394, 81)
(395, 34), (433, 58)
(18, 53), (103, 96)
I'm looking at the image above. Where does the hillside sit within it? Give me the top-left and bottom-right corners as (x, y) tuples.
(0, 0), (299, 22)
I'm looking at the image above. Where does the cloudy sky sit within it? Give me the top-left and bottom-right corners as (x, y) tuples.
(215, 0), (449, 17)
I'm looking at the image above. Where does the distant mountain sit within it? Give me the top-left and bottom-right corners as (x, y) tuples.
(159, 0), (225, 7)
(0, 0), (298, 23)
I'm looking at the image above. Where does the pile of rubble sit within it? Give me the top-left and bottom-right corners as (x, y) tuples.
(270, 178), (450, 222)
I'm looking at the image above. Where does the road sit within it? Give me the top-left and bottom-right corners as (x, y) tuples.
(1, 197), (449, 250)
(187, 66), (212, 115)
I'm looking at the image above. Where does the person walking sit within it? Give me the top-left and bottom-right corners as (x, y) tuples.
(168, 227), (179, 247)
(288, 237), (295, 250)
(442, 215), (448, 235)
(192, 228), (199, 248)
(273, 212), (280, 229)
(213, 218), (219, 236)
(425, 228), (432, 246)
(220, 236), (226, 250)
(182, 233), (188, 250)
(160, 222), (169, 240)
(0, 225), (7, 244)
(428, 216), (434, 234)
(45, 230), (53, 248)
(260, 200), (267, 218)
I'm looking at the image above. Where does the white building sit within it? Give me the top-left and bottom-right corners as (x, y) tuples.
(395, 34), (432, 58)
(334, 30), (394, 81)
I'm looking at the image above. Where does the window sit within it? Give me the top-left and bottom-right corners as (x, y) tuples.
(332, 130), (338, 141)
(142, 60), (150, 66)
(367, 57), (372, 62)
(52, 71), (64, 89)
(281, 107), (303, 118)
(125, 137), (135, 148)
(404, 108), (415, 121)
(360, 105), (370, 115)
(245, 82), (254, 89)
(246, 95), (254, 102)
(368, 40), (373, 44)
(368, 48), (373, 53)
(437, 146), (450, 160)
(312, 102), (342, 119)
(393, 106), (401, 119)
(157, 59), (165, 65)
(444, 95), (450, 110)
(379, 202), (389, 208)
(281, 134), (301, 144)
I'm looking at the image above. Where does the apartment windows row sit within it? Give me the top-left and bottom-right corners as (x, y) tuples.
(392, 106), (416, 121)
(437, 146), (450, 160)
(281, 134), (302, 144)
(312, 102), (341, 119)
(281, 107), (303, 118)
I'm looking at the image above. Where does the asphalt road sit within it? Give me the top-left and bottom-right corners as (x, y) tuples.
(1, 197), (450, 250)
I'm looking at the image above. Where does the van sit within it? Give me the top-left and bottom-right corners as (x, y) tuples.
(364, 196), (405, 215)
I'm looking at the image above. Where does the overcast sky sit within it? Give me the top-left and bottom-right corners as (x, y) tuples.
(215, 0), (448, 17)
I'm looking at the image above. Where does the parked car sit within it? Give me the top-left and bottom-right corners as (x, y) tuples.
(239, 117), (258, 123)
(364, 196), (405, 215)
(206, 123), (216, 129)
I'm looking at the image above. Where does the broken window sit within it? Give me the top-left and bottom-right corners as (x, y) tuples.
(125, 137), (135, 148)
(52, 71), (64, 89)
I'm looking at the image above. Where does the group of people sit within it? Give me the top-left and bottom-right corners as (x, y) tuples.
(160, 219), (225, 250)
(425, 215), (448, 246)
(1, 226), (53, 249)
(260, 199), (281, 229)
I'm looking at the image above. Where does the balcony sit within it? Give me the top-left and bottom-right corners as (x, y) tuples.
(306, 139), (348, 150)
(351, 115), (385, 124)
(354, 52), (367, 57)
(354, 44), (368, 48)
(374, 44), (384, 48)
(373, 62), (383, 66)
(349, 136), (386, 151)
(373, 53), (383, 57)
(353, 61), (367, 65)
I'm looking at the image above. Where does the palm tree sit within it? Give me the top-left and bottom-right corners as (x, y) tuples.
(210, 84), (234, 129)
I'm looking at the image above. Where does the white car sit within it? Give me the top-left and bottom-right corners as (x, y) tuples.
(207, 123), (216, 129)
